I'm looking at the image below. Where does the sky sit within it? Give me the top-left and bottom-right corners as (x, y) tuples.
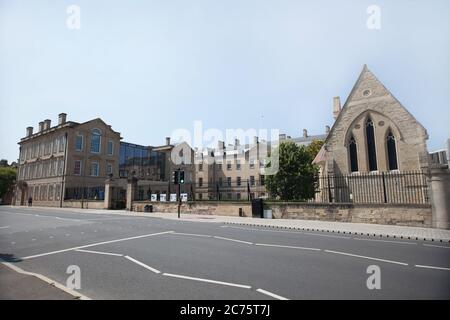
(1, 0), (449, 163)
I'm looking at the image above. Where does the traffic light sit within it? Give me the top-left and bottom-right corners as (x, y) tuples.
(172, 170), (179, 185)
(179, 171), (185, 184)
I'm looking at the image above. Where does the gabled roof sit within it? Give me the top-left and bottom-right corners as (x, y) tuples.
(324, 65), (427, 144)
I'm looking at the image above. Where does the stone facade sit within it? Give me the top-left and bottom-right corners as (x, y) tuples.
(316, 65), (429, 175)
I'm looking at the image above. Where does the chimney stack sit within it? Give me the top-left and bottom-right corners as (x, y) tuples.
(303, 129), (308, 138)
(58, 113), (67, 125)
(333, 96), (341, 120)
(26, 127), (33, 137)
(234, 138), (240, 146)
(44, 119), (51, 131)
(325, 125), (330, 134)
(253, 136), (259, 144)
(218, 140), (225, 150)
(165, 137), (171, 145)
(38, 121), (44, 132)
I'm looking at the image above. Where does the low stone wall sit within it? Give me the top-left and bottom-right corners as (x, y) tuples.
(132, 201), (252, 217)
(132, 200), (432, 227)
(63, 200), (105, 209)
(267, 202), (432, 228)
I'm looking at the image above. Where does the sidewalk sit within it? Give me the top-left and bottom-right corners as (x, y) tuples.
(73, 208), (450, 243)
(0, 261), (87, 300)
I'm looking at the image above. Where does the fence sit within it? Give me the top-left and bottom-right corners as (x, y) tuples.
(131, 171), (429, 204)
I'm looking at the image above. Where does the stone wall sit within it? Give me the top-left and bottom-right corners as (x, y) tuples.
(132, 201), (252, 217)
(131, 200), (431, 227)
(63, 200), (105, 209)
(267, 202), (432, 228)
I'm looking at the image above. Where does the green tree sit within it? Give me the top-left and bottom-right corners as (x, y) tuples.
(0, 166), (16, 199)
(265, 141), (319, 201)
(306, 140), (324, 159)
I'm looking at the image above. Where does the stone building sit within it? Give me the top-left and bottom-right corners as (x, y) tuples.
(14, 113), (122, 206)
(313, 65), (430, 203)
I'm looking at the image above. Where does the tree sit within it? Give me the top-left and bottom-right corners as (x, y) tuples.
(306, 140), (324, 159)
(0, 159), (8, 167)
(0, 166), (16, 199)
(265, 141), (319, 201)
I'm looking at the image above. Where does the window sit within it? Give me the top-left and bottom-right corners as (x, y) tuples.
(260, 175), (265, 186)
(218, 177), (223, 186)
(53, 138), (58, 154)
(366, 117), (378, 171)
(198, 193), (203, 200)
(55, 184), (61, 201)
(236, 193), (241, 200)
(48, 185), (54, 201)
(57, 158), (64, 176)
(74, 160), (82, 175)
(227, 162), (232, 171)
(386, 130), (398, 170)
(58, 136), (65, 152)
(90, 162), (99, 176)
(217, 163), (222, 170)
(237, 177), (241, 186)
(250, 176), (255, 186)
(75, 135), (83, 151)
(227, 193), (232, 200)
(227, 177), (232, 186)
(107, 140), (114, 156)
(249, 160), (255, 169)
(107, 163), (113, 175)
(198, 178), (203, 187)
(236, 161), (241, 170)
(90, 129), (101, 153)
(348, 135), (359, 172)
(198, 163), (203, 171)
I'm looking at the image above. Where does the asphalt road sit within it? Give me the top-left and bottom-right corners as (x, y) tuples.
(1, 206), (449, 299)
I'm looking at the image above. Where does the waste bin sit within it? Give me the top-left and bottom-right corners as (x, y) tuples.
(239, 208), (243, 217)
(144, 204), (153, 213)
(263, 209), (272, 219)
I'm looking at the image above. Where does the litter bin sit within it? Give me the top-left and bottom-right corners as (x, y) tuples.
(263, 209), (272, 219)
(239, 208), (243, 217)
(144, 204), (153, 213)
(251, 199), (264, 218)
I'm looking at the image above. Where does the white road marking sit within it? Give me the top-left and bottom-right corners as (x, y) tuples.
(0, 226), (10, 229)
(21, 230), (174, 260)
(303, 232), (350, 239)
(163, 273), (252, 289)
(415, 265), (450, 271)
(76, 249), (123, 257)
(65, 234), (70, 237)
(213, 236), (253, 245)
(256, 288), (289, 300)
(1, 211), (82, 222)
(423, 244), (450, 249)
(124, 256), (160, 274)
(353, 238), (417, 245)
(171, 232), (212, 238)
(32, 238), (36, 241)
(11, 242), (15, 245)
(49, 236), (54, 239)
(324, 250), (408, 266)
(254, 243), (321, 251)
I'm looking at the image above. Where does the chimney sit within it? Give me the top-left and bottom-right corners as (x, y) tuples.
(165, 137), (171, 145)
(303, 129), (308, 138)
(58, 113), (67, 125)
(38, 121), (44, 132)
(234, 138), (240, 146)
(44, 119), (51, 131)
(279, 134), (286, 141)
(26, 127), (33, 137)
(333, 96), (341, 120)
(325, 125), (330, 134)
(218, 140), (224, 150)
(253, 136), (259, 144)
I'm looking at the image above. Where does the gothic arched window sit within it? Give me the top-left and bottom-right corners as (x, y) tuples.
(348, 135), (358, 172)
(365, 117), (377, 171)
(386, 130), (398, 170)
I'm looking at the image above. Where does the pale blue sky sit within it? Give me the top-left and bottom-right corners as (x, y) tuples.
(1, 0), (449, 162)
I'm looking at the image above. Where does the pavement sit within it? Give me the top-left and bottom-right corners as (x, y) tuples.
(1, 205), (449, 299)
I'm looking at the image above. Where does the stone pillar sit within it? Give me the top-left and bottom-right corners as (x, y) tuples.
(126, 176), (138, 211)
(429, 166), (450, 229)
(104, 177), (114, 210)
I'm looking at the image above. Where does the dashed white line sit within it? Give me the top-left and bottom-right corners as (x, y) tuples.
(415, 265), (450, 271)
(21, 230), (174, 260)
(163, 273), (252, 289)
(213, 236), (253, 245)
(76, 249), (123, 257)
(256, 288), (289, 300)
(423, 244), (450, 249)
(353, 238), (417, 245)
(303, 232), (350, 239)
(124, 256), (161, 274)
(324, 250), (408, 266)
(254, 243), (321, 251)
(0, 226), (10, 229)
(172, 232), (212, 238)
